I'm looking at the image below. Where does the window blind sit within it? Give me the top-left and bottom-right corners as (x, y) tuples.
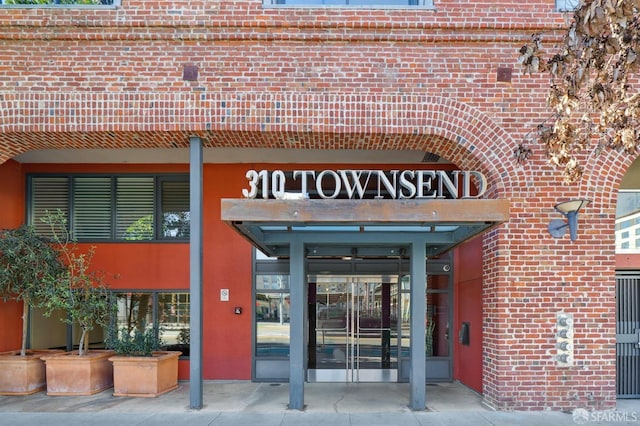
(116, 177), (154, 240)
(72, 177), (112, 240)
(30, 177), (69, 238)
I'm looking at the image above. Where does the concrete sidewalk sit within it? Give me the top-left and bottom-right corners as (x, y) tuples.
(0, 382), (639, 425)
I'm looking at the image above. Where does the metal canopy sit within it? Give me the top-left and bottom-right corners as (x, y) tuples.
(221, 196), (509, 411)
(221, 198), (509, 257)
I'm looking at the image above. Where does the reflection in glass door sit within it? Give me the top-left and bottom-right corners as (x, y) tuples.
(396, 271), (452, 382)
(308, 276), (399, 382)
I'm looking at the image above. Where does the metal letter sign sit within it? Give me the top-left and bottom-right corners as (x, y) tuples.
(241, 169), (487, 200)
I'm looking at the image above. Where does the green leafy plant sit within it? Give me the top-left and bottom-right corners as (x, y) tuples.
(0, 225), (65, 356)
(41, 210), (116, 356)
(177, 328), (190, 345)
(123, 215), (153, 241)
(106, 326), (163, 357)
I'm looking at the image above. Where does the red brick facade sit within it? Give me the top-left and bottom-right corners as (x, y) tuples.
(0, 0), (632, 411)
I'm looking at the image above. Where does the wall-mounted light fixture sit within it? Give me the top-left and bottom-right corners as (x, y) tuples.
(547, 199), (590, 241)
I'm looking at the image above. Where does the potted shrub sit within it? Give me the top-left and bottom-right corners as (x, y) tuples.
(107, 326), (182, 397)
(39, 211), (117, 396)
(0, 225), (65, 395)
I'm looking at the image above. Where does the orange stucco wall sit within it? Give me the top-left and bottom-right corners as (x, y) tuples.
(19, 162), (256, 379)
(3, 160), (478, 381)
(0, 300), (22, 353)
(0, 160), (24, 352)
(453, 237), (483, 393)
(0, 159), (23, 227)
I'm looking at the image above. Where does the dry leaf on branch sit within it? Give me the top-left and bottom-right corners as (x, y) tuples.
(518, 0), (640, 183)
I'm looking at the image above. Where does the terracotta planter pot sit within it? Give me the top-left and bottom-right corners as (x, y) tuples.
(41, 349), (115, 396)
(109, 350), (181, 397)
(0, 349), (64, 395)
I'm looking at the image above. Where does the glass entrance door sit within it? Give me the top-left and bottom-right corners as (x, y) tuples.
(308, 275), (399, 382)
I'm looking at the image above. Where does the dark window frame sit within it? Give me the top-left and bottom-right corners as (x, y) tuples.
(27, 173), (190, 243)
(264, 0), (432, 8)
(111, 289), (191, 359)
(0, 0), (120, 8)
(254, 252), (291, 361)
(157, 175), (191, 241)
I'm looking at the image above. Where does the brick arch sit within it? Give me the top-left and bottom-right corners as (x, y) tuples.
(582, 148), (639, 211)
(0, 91), (518, 195)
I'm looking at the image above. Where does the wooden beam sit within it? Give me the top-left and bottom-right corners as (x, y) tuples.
(221, 198), (509, 224)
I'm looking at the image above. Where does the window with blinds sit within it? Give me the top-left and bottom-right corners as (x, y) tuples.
(117, 177), (154, 241)
(30, 177), (69, 237)
(28, 174), (189, 242)
(73, 177), (112, 240)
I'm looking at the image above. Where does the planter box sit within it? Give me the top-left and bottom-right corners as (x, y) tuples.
(41, 349), (115, 396)
(109, 350), (181, 397)
(0, 349), (64, 395)
(162, 343), (189, 357)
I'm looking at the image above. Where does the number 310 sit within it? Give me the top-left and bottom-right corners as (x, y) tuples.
(242, 170), (285, 199)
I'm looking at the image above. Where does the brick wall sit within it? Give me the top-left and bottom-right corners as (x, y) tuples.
(0, 0), (632, 410)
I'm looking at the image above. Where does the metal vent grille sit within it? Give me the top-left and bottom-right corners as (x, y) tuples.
(421, 152), (440, 163)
